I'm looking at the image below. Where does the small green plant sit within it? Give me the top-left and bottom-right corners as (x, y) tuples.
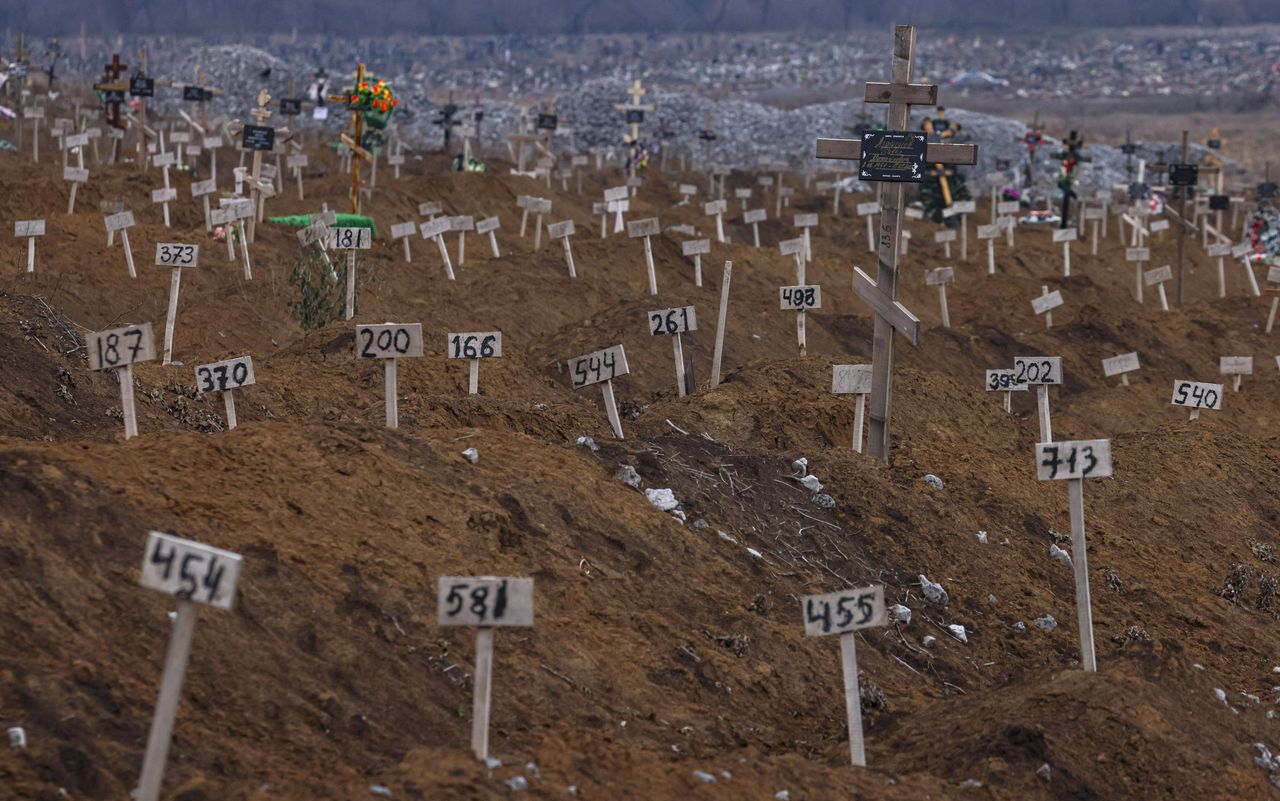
(289, 248), (351, 330)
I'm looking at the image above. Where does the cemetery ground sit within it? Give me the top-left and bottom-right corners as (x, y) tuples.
(1, 144), (1279, 799)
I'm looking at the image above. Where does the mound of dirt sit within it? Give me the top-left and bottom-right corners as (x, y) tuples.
(1, 128), (1278, 801)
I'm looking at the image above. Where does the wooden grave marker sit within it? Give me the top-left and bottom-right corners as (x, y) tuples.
(568, 344), (630, 439)
(1207, 242), (1232, 298)
(682, 238), (711, 286)
(437, 577), (534, 761)
(1034, 438), (1112, 672)
(628, 217), (662, 295)
(391, 221), (417, 262)
(704, 199), (728, 243)
(1015, 356), (1063, 442)
(744, 208), (767, 248)
(799, 584), (887, 766)
(1220, 356), (1252, 392)
(795, 212), (819, 263)
(1171, 380), (1222, 420)
(856, 201), (881, 254)
(548, 220), (578, 278)
(451, 215), (476, 265)
(154, 243), (200, 364)
(14, 220), (44, 273)
(190, 179), (216, 231)
(528, 199), (552, 251)
(1231, 243), (1261, 297)
(1084, 205), (1105, 255)
(448, 331), (502, 395)
(87, 323), (156, 439)
(997, 200), (1020, 247)
(934, 228), (956, 259)
(952, 199), (976, 260)
(1032, 286), (1064, 330)
(986, 368), (1028, 413)
(1125, 247), (1151, 303)
(194, 356), (254, 429)
(63, 131), (90, 213)
(104, 210), (138, 278)
(331, 226), (372, 318)
(647, 305), (696, 396)
(1266, 265), (1280, 333)
(679, 183), (698, 205)
(419, 201), (443, 220)
(420, 217), (456, 281)
(780, 283), (821, 357)
(925, 266), (954, 327)
(476, 216), (501, 258)
(1052, 226), (1077, 276)
(604, 186), (629, 235)
(710, 262), (733, 388)
(833, 364), (873, 452)
(356, 323), (424, 428)
(134, 532), (242, 801)
(1102, 352), (1140, 387)
(734, 187), (753, 211)
(977, 222), (999, 275)
(221, 198), (256, 279)
(1144, 265), (1174, 312)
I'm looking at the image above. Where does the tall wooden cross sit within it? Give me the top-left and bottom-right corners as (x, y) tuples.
(815, 25), (977, 463)
(9, 33), (32, 147)
(245, 89), (273, 242)
(97, 53), (129, 131)
(698, 110), (717, 166)
(327, 63), (375, 214)
(614, 78), (655, 176)
(1151, 130), (1220, 306)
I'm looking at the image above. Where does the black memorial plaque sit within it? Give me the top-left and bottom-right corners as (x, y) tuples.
(1169, 163), (1199, 187)
(129, 77), (154, 97)
(858, 130), (927, 183)
(241, 124), (276, 151)
(280, 98), (303, 116)
(536, 113), (558, 131)
(1209, 194), (1230, 211)
(626, 109), (644, 124)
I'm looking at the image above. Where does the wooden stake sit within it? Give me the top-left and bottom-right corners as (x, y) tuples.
(853, 394), (866, 453)
(1037, 384), (1052, 443)
(711, 262), (732, 388)
(672, 333), (686, 397)
(840, 632), (867, 767)
(162, 269), (181, 365)
(121, 364), (139, 439)
(602, 380), (624, 439)
(223, 391), (238, 430)
(1068, 479), (1097, 672)
(135, 602), (198, 801)
(385, 359), (398, 428)
(468, 359), (479, 395)
(470, 628), (494, 760)
(345, 250), (357, 319)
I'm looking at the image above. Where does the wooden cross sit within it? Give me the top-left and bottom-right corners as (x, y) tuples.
(1201, 127), (1227, 168)
(243, 89), (273, 242)
(815, 25), (977, 463)
(1150, 130), (1221, 306)
(327, 63), (375, 214)
(923, 108), (962, 206)
(928, 163), (956, 206)
(187, 66), (224, 132)
(613, 78), (655, 144)
(698, 109), (717, 166)
(96, 54), (129, 131)
(7, 34), (31, 109)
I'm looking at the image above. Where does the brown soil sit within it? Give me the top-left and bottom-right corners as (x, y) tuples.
(1, 133), (1279, 801)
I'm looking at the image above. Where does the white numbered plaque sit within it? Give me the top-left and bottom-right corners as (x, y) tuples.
(801, 585), (886, 636)
(154, 243), (200, 267)
(104, 210), (136, 231)
(953, 200), (976, 214)
(1171, 380), (1223, 410)
(1013, 356), (1063, 385)
(857, 201), (881, 216)
(1036, 439), (1112, 480)
(833, 364), (873, 395)
(1220, 356), (1253, 375)
(1144, 265), (1173, 285)
(548, 220), (576, 239)
(87, 324), (156, 370)
(420, 217), (451, 239)
(1102, 353), (1140, 377)
(926, 266), (954, 286)
(447, 331), (502, 359)
(15, 220), (45, 237)
(627, 217), (660, 238)
(568, 344), (629, 389)
(682, 238), (711, 256)
(1125, 247), (1151, 261)
(476, 216), (500, 234)
(704, 199), (727, 215)
(437, 577), (534, 627)
(986, 369), (1028, 392)
(330, 226), (371, 250)
(194, 356), (255, 394)
(356, 324), (424, 359)
(140, 531), (243, 610)
(743, 209), (767, 225)
(935, 230), (957, 243)
(389, 221), (417, 240)
(780, 285), (821, 310)
(647, 306), (696, 336)
(794, 213), (819, 228)
(151, 187), (178, 204)
(1031, 290), (1064, 315)
(1052, 228), (1077, 243)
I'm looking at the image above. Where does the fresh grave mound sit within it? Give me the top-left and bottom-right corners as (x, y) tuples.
(1, 135), (1279, 801)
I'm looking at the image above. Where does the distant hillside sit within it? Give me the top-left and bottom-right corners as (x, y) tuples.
(4, 0), (1280, 36)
